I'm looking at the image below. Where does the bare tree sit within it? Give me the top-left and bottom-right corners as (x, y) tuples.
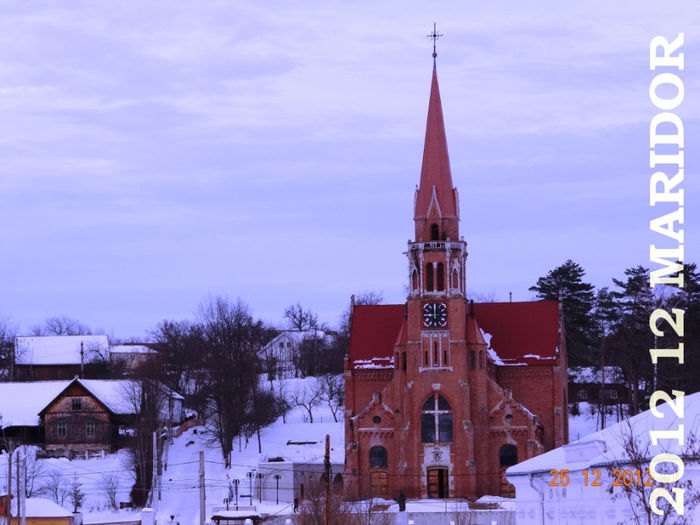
(31, 316), (92, 336)
(607, 419), (700, 525)
(149, 319), (208, 415)
(318, 374), (344, 422)
(0, 316), (17, 381)
(23, 448), (44, 498)
(293, 381), (323, 423)
(40, 470), (69, 506)
(101, 474), (119, 511)
(284, 303), (318, 331)
(121, 367), (170, 507)
(199, 296), (262, 467)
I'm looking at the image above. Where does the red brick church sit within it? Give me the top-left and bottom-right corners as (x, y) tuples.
(343, 60), (569, 501)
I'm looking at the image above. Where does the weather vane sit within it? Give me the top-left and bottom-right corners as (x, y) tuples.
(427, 22), (443, 65)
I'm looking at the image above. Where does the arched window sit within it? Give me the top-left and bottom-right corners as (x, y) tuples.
(412, 269), (418, 290)
(437, 263), (444, 291)
(426, 264), (434, 291)
(402, 352), (407, 371)
(421, 393), (452, 443)
(499, 444), (518, 467)
(370, 446), (388, 468)
(430, 223), (439, 241)
(452, 269), (458, 290)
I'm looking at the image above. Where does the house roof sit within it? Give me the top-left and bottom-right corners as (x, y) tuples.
(263, 329), (332, 349)
(348, 304), (405, 368)
(0, 378), (184, 427)
(11, 497), (73, 518)
(14, 335), (109, 365)
(0, 381), (68, 427)
(348, 301), (560, 369)
(473, 301), (560, 365)
(507, 391), (700, 476)
(109, 344), (158, 355)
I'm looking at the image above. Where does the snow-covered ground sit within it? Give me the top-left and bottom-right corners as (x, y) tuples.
(2, 377), (342, 524)
(568, 401), (629, 442)
(2, 377), (638, 524)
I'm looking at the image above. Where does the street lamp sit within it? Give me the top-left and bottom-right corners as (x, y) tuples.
(256, 473), (264, 502)
(273, 474), (281, 505)
(246, 471), (254, 506)
(232, 479), (240, 510)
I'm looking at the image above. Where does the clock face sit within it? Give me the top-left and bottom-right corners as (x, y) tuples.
(423, 302), (447, 328)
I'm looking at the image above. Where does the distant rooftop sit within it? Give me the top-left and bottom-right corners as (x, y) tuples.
(15, 335), (109, 365)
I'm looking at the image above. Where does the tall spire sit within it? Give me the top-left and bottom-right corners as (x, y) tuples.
(414, 53), (458, 241)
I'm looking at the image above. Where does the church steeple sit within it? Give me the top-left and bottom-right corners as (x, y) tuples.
(406, 54), (467, 300)
(414, 65), (459, 242)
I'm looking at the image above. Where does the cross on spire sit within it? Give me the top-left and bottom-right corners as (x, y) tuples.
(427, 22), (443, 65)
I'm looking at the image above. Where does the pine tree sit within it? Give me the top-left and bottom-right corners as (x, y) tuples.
(70, 475), (85, 513)
(529, 259), (597, 366)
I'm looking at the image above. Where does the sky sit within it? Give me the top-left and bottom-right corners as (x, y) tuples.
(1, 1), (698, 339)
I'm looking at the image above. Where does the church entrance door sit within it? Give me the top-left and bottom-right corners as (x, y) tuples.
(427, 468), (448, 498)
(369, 471), (388, 498)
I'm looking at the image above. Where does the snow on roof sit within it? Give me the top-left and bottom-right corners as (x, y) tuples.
(507, 391), (700, 476)
(15, 335), (109, 365)
(569, 366), (624, 384)
(109, 344), (158, 354)
(0, 381), (68, 427)
(353, 357), (394, 369)
(11, 497), (73, 518)
(0, 379), (183, 426)
(78, 379), (184, 415)
(264, 329), (332, 348)
(348, 304), (405, 368)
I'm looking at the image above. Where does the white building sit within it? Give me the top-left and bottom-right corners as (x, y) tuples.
(507, 392), (700, 524)
(260, 330), (333, 379)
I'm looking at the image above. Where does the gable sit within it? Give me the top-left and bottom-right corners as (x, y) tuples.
(39, 379), (114, 417)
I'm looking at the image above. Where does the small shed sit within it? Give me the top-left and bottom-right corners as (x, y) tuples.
(210, 509), (261, 525)
(9, 497), (72, 525)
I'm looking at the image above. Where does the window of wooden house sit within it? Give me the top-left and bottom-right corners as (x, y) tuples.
(57, 422), (67, 438)
(72, 398), (81, 410)
(86, 421), (96, 438)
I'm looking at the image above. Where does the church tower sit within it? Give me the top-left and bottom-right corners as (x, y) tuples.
(343, 37), (568, 503)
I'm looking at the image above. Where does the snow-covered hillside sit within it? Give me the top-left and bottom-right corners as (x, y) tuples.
(1, 377), (343, 524)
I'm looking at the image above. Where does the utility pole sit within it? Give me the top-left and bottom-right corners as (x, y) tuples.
(323, 434), (330, 525)
(20, 452), (25, 525)
(80, 341), (84, 379)
(15, 450), (20, 525)
(198, 451), (205, 525)
(6, 444), (11, 523)
(151, 432), (158, 514)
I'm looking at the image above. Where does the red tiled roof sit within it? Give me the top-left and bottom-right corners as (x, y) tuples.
(473, 300), (560, 365)
(348, 304), (405, 367)
(348, 301), (560, 368)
